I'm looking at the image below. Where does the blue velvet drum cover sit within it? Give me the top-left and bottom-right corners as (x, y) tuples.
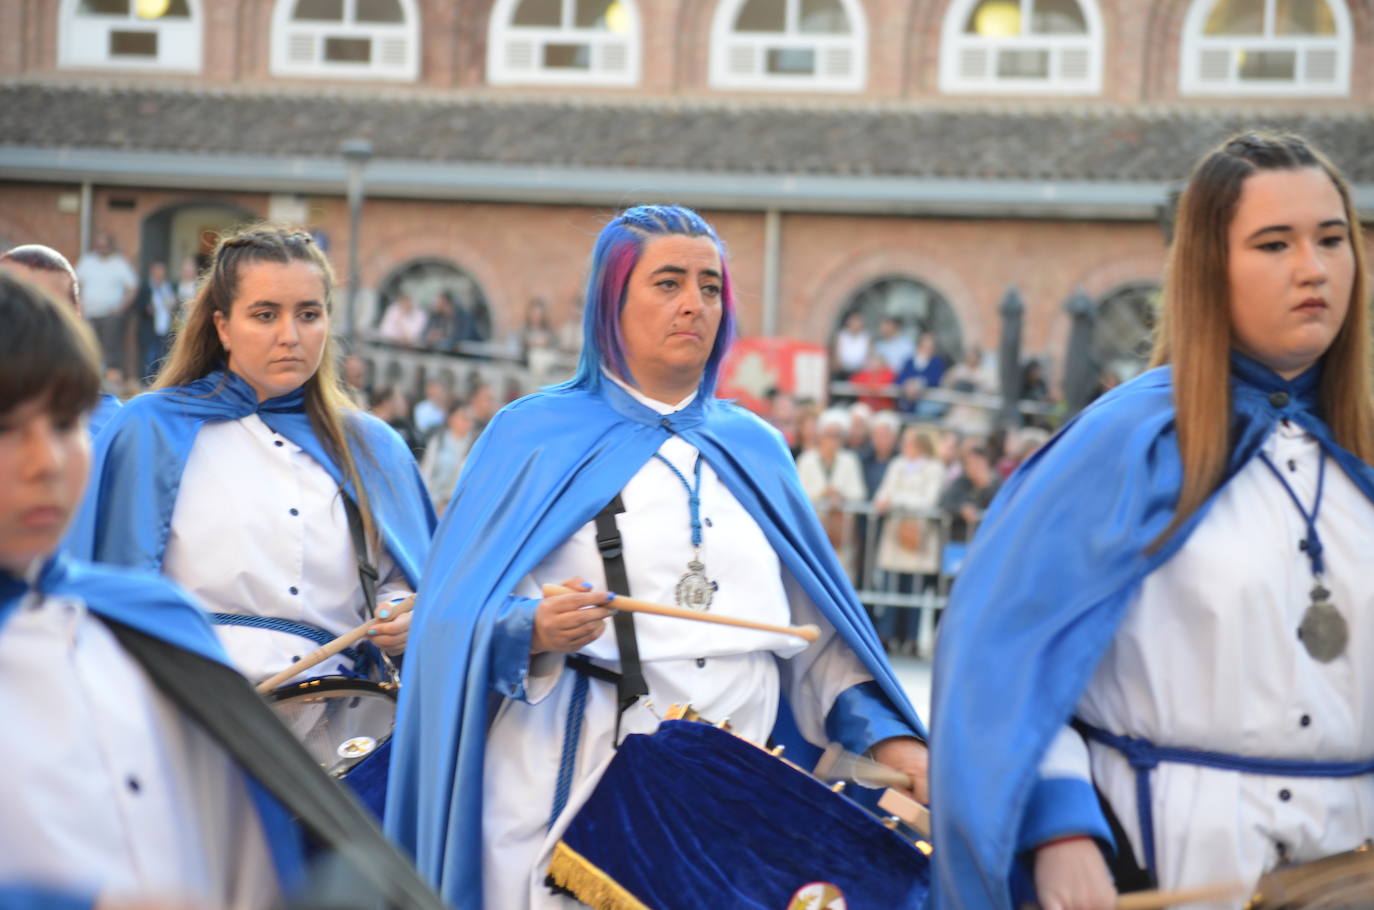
(547, 720), (931, 910)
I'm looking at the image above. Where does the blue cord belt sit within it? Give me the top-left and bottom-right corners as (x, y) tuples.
(210, 612), (371, 675)
(1074, 719), (1374, 880)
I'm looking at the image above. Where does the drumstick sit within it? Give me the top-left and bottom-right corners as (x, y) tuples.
(254, 594), (417, 694)
(541, 583), (820, 643)
(1112, 881), (1250, 909)
(815, 741), (915, 791)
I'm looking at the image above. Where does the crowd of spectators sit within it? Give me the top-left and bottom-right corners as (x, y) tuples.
(768, 319), (1065, 655)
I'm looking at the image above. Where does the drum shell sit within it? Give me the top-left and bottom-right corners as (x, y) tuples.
(266, 676), (396, 818)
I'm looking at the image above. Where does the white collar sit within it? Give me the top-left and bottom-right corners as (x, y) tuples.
(603, 367), (698, 416)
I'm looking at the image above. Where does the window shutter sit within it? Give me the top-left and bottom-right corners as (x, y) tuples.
(600, 40), (629, 72)
(379, 36), (407, 67)
(505, 38), (536, 70)
(1198, 48), (1229, 82)
(957, 46), (987, 80)
(287, 31), (316, 64)
(727, 42), (756, 76)
(1060, 47), (1089, 81)
(1303, 47), (1337, 82)
(821, 45), (852, 78)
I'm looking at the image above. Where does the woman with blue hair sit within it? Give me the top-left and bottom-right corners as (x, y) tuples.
(387, 205), (929, 909)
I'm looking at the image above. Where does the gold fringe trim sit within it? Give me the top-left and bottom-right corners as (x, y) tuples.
(546, 841), (651, 910)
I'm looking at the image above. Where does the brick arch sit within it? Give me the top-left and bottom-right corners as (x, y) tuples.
(459, 0), (499, 87)
(905, 0), (953, 96)
(801, 245), (983, 348)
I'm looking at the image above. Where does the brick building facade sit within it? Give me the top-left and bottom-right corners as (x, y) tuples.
(2, 0), (1371, 393)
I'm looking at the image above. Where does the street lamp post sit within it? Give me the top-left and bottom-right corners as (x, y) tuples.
(340, 138), (373, 345)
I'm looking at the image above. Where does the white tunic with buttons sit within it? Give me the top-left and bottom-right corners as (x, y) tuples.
(480, 378), (876, 910)
(162, 413), (408, 687)
(0, 588), (278, 907)
(1047, 420), (1374, 905)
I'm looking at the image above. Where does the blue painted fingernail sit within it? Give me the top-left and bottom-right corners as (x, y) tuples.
(606, 592), (617, 602)
(367, 629), (378, 636)
(379, 609), (391, 619)
(581, 581), (592, 590)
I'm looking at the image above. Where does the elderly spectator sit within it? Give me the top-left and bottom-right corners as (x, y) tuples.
(855, 408), (901, 594)
(75, 232), (138, 379)
(939, 443), (1000, 543)
(0, 244), (80, 309)
(798, 408), (867, 576)
(413, 378), (453, 438)
(420, 399), (474, 513)
(873, 316), (913, 372)
(0, 243), (123, 438)
(846, 401), (872, 458)
(896, 331), (949, 417)
(942, 345), (998, 437)
(832, 311), (870, 379)
(873, 425), (945, 654)
(377, 294), (427, 347)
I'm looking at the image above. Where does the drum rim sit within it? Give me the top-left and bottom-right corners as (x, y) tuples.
(264, 674), (398, 702)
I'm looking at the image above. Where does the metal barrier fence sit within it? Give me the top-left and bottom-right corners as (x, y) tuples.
(828, 501), (980, 656)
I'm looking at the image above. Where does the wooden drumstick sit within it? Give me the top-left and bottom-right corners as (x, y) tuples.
(1021, 876), (1250, 909)
(1112, 881), (1250, 909)
(541, 583), (820, 643)
(254, 594), (417, 694)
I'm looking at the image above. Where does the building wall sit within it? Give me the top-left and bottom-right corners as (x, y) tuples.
(7, 0), (1371, 106)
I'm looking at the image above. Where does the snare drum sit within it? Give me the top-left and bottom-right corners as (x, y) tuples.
(546, 719), (930, 910)
(266, 676), (396, 818)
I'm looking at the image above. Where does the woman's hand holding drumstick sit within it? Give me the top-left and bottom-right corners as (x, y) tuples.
(254, 593), (416, 694)
(539, 583), (821, 643)
(532, 578), (616, 654)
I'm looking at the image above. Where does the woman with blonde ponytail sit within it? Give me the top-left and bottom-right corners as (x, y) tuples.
(931, 132), (1374, 909)
(69, 225), (435, 705)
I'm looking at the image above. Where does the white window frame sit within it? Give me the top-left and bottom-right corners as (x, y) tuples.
(939, 0), (1103, 95)
(487, 0), (642, 87)
(271, 0), (420, 82)
(58, 0), (203, 72)
(708, 0), (867, 93)
(1179, 0), (1350, 96)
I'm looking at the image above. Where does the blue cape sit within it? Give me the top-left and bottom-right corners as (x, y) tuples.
(929, 354), (1374, 908)
(0, 552), (306, 904)
(386, 379), (925, 907)
(67, 370), (434, 585)
(88, 392), (121, 440)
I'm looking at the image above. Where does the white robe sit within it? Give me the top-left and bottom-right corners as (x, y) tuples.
(481, 379), (876, 910)
(1043, 420), (1374, 906)
(162, 413), (409, 687)
(0, 587), (277, 908)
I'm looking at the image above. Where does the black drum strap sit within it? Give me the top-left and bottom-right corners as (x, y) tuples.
(341, 491), (380, 616)
(102, 618), (445, 910)
(593, 493), (648, 727)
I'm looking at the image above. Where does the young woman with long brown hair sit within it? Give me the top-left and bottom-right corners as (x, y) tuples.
(930, 132), (1374, 909)
(69, 225), (434, 691)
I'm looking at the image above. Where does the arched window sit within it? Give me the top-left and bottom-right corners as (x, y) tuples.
(709, 0), (867, 92)
(271, 0), (420, 81)
(488, 0), (641, 86)
(1179, 0), (1350, 96)
(59, 0), (202, 71)
(1093, 282), (1158, 383)
(839, 276), (963, 365)
(376, 258), (492, 343)
(940, 0), (1102, 94)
